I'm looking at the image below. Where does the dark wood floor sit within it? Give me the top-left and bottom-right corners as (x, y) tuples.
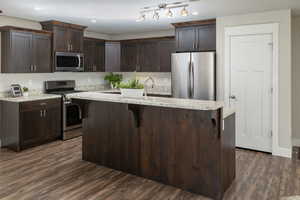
(0, 137), (299, 200)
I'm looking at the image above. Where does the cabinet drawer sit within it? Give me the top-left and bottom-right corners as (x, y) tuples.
(20, 98), (61, 112)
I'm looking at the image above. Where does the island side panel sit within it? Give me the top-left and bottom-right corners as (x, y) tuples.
(139, 106), (224, 200)
(80, 100), (140, 175)
(221, 113), (236, 193)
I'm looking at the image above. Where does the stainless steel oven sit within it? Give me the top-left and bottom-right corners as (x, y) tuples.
(63, 99), (83, 140)
(45, 80), (83, 140)
(55, 52), (84, 72)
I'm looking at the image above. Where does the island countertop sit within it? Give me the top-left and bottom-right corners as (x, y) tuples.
(68, 91), (224, 111)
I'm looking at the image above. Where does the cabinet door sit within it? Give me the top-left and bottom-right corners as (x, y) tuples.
(139, 41), (160, 72)
(83, 39), (95, 72)
(95, 41), (105, 72)
(69, 28), (83, 52)
(10, 32), (33, 73)
(121, 41), (138, 72)
(44, 104), (62, 141)
(175, 27), (196, 52)
(20, 109), (44, 149)
(159, 39), (175, 72)
(53, 26), (69, 52)
(105, 42), (121, 72)
(33, 33), (52, 73)
(195, 24), (216, 51)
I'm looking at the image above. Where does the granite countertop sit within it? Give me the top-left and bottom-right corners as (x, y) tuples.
(223, 107), (236, 118)
(68, 92), (224, 111)
(0, 94), (61, 103)
(88, 89), (172, 96)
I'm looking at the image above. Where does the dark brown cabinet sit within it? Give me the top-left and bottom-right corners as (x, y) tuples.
(173, 19), (216, 52)
(41, 20), (86, 53)
(0, 27), (52, 73)
(83, 37), (105, 72)
(33, 33), (52, 73)
(175, 26), (196, 52)
(138, 40), (160, 72)
(121, 41), (139, 72)
(0, 98), (62, 151)
(120, 37), (175, 72)
(105, 42), (121, 72)
(159, 39), (176, 72)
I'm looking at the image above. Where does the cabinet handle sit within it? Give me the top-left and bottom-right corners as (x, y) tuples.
(30, 65), (33, 72)
(43, 109), (47, 117)
(40, 110), (43, 117)
(34, 65), (37, 72)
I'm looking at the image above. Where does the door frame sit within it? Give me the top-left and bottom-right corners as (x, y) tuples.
(224, 23), (288, 157)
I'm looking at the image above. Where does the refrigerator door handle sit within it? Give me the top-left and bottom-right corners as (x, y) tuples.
(191, 62), (195, 98)
(188, 61), (192, 98)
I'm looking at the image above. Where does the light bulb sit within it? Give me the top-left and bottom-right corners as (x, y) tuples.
(181, 7), (188, 17)
(153, 11), (159, 20)
(166, 9), (173, 18)
(136, 14), (146, 22)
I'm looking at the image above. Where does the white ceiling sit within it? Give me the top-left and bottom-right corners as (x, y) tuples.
(0, 0), (300, 35)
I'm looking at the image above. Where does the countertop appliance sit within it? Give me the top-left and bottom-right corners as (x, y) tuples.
(45, 80), (83, 140)
(10, 84), (23, 97)
(171, 52), (216, 100)
(55, 52), (84, 72)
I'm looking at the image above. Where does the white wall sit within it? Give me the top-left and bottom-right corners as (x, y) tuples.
(292, 16), (300, 146)
(110, 29), (175, 40)
(217, 9), (292, 150)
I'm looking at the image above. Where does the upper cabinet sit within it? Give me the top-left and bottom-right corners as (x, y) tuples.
(121, 40), (139, 72)
(105, 42), (121, 72)
(40, 20), (86, 53)
(84, 37), (105, 72)
(120, 37), (175, 72)
(0, 26), (52, 73)
(172, 19), (216, 52)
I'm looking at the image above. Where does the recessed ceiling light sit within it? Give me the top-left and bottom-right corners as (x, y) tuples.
(91, 19), (97, 23)
(34, 6), (42, 11)
(192, 11), (199, 16)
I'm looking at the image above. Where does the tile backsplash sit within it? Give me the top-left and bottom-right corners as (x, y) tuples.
(0, 72), (171, 97)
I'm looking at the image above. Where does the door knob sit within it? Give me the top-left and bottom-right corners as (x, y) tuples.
(229, 95), (237, 100)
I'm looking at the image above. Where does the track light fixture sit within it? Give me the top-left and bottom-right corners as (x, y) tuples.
(166, 9), (173, 18)
(136, 0), (196, 22)
(153, 11), (160, 20)
(181, 7), (188, 16)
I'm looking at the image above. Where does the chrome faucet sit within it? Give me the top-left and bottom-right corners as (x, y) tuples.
(144, 76), (155, 98)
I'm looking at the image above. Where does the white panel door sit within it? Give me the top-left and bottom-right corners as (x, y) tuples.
(229, 34), (273, 152)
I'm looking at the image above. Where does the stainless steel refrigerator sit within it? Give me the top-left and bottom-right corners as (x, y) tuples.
(171, 52), (216, 100)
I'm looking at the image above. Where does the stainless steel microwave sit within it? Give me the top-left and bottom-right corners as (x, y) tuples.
(55, 52), (84, 72)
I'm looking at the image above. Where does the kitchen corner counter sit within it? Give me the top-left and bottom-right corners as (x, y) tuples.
(223, 107), (236, 119)
(0, 94), (61, 103)
(68, 92), (224, 111)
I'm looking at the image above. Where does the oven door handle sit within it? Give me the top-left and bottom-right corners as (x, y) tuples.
(77, 55), (81, 69)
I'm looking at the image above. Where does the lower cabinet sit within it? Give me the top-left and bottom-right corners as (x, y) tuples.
(0, 98), (62, 151)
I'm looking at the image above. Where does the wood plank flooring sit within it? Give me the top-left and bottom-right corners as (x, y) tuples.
(0, 137), (299, 200)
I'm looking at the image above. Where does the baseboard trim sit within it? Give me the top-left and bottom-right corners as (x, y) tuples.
(273, 147), (291, 158)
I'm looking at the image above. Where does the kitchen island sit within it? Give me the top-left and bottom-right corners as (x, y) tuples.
(70, 92), (235, 200)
